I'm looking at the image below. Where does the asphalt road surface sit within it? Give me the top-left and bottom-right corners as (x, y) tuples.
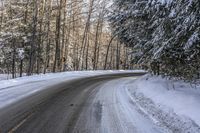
(0, 73), (165, 133)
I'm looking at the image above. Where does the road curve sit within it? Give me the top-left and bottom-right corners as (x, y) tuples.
(0, 73), (164, 133)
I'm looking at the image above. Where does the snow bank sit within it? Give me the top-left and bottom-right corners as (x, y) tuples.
(0, 73), (27, 80)
(0, 70), (145, 109)
(0, 74), (12, 80)
(129, 74), (200, 128)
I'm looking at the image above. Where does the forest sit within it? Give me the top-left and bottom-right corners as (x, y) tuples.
(110, 0), (200, 81)
(0, 0), (200, 81)
(0, 0), (133, 79)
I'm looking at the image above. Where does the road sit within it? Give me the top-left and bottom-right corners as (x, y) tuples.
(0, 73), (165, 133)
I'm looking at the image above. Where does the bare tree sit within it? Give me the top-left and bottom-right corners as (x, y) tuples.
(53, 0), (62, 72)
(27, 0), (38, 75)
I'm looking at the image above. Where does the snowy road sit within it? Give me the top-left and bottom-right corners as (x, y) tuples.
(72, 78), (164, 133)
(0, 73), (167, 133)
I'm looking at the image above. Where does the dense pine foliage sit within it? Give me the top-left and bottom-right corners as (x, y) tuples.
(110, 0), (200, 80)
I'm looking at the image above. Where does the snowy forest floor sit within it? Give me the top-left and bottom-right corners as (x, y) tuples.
(0, 74), (29, 80)
(127, 75), (200, 132)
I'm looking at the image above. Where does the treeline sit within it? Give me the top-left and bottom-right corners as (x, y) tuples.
(110, 0), (200, 80)
(0, 0), (133, 78)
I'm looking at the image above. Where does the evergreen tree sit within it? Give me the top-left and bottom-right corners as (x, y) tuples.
(110, 0), (200, 80)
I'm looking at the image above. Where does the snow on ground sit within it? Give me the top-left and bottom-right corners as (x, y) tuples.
(0, 70), (144, 110)
(2, 71), (199, 132)
(127, 75), (200, 133)
(0, 74), (12, 80)
(73, 78), (166, 133)
(0, 73), (27, 80)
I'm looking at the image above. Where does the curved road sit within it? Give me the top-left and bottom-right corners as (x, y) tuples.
(0, 73), (165, 133)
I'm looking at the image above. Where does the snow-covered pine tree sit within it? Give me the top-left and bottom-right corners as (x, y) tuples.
(109, 0), (200, 80)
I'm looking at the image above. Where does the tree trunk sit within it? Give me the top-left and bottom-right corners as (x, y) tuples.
(43, 0), (52, 74)
(12, 40), (16, 79)
(78, 0), (94, 70)
(53, 0), (62, 72)
(85, 34), (90, 70)
(116, 41), (120, 70)
(27, 0), (38, 75)
(104, 35), (117, 70)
